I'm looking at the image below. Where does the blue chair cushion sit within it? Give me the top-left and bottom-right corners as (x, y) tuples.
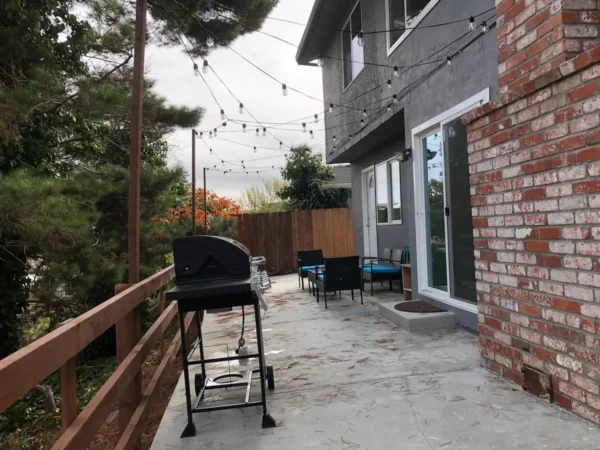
(300, 265), (325, 272)
(317, 274), (325, 282)
(362, 266), (400, 274)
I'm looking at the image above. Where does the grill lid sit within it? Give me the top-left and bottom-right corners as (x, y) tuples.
(172, 236), (251, 284)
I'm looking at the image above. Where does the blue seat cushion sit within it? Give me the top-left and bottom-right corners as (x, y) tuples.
(317, 274), (325, 282)
(300, 264), (324, 272)
(362, 266), (400, 274)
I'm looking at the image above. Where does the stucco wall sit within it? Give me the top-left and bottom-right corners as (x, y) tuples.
(319, 0), (499, 329)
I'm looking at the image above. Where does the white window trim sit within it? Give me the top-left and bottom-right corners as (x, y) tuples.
(375, 157), (403, 226)
(341, 0), (364, 91)
(385, 0), (441, 57)
(361, 166), (378, 257)
(411, 88), (489, 313)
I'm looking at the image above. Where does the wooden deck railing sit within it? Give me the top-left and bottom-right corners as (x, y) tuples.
(0, 265), (195, 449)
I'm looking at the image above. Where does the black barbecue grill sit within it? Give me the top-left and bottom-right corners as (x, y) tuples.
(166, 236), (276, 438)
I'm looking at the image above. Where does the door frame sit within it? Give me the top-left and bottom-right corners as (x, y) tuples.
(411, 88), (489, 313)
(361, 166), (378, 257)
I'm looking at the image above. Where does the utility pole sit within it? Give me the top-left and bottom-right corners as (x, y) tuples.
(123, 0), (147, 440)
(192, 129), (197, 236)
(204, 167), (208, 235)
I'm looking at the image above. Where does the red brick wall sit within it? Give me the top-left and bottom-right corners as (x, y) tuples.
(497, 0), (600, 94)
(464, 43), (600, 424)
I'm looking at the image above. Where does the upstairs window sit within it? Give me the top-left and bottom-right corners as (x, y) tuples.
(387, 0), (435, 50)
(342, 2), (364, 88)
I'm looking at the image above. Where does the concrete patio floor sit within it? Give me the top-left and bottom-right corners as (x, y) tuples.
(151, 275), (600, 450)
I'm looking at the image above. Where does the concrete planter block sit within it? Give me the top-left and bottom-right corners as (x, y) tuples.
(378, 302), (456, 332)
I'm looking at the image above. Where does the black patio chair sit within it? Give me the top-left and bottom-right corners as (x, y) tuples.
(297, 249), (324, 290)
(362, 248), (404, 296)
(315, 256), (363, 309)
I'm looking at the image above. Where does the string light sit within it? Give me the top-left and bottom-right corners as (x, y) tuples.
(209, 131), (213, 138)
(256, 128), (260, 137)
(357, 31), (364, 47)
(202, 60), (209, 74)
(239, 103), (244, 114)
(282, 83), (288, 96)
(349, 133), (353, 139)
(482, 21), (488, 33)
(254, 146), (257, 153)
(469, 16), (475, 31)
(279, 141), (283, 149)
(329, 103), (334, 113)
(207, 33), (215, 47)
(447, 56), (452, 66)
(387, 104), (392, 112)
(361, 119), (365, 127)
(310, 130), (314, 138)
(314, 114), (319, 123)
(193, 63), (200, 76)
(363, 109), (367, 118)
(220, 109), (226, 120)
(242, 124), (247, 133)
(202, 8), (210, 22)
(199, 131), (203, 139)
(263, 127), (267, 136)
(393, 66), (399, 78)
(208, 3), (217, 20)
(393, 94), (398, 105)
(317, 57), (324, 67)
(214, 128), (218, 137)
(387, 80), (392, 90)
(209, 148), (213, 154)
(333, 135), (336, 142)
(222, 122), (227, 127)
(302, 122), (307, 132)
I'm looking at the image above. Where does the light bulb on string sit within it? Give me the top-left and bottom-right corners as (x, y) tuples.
(202, 60), (209, 74)
(333, 135), (336, 142)
(214, 128), (218, 137)
(317, 57), (324, 67)
(209, 148), (213, 155)
(263, 127), (267, 136)
(393, 94), (398, 105)
(199, 131), (203, 139)
(387, 80), (392, 90)
(388, 104), (392, 112)
(363, 109), (367, 118)
(361, 119), (365, 128)
(482, 21), (488, 33)
(209, 131), (213, 139)
(349, 133), (353, 139)
(207, 33), (215, 47)
(220, 109), (226, 120)
(208, 3), (216, 20)
(279, 142), (283, 149)
(193, 63), (200, 76)
(256, 128), (260, 137)
(310, 130), (314, 138)
(282, 83), (288, 96)
(239, 103), (244, 114)
(302, 122), (307, 132)
(242, 124), (247, 133)
(222, 122), (227, 127)
(329, 103), (334, 113)
(202, 8), (210, 22)
(254, 147), (257, 153)
(314, 114), (319, 124)
(393, 66), (399, 78)
(446, 57), (452, 66)
(469, 16), (475, 31)
(357, 31), (364, 47)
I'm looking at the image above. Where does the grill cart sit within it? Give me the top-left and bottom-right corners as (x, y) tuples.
(166, 236), (276, 438)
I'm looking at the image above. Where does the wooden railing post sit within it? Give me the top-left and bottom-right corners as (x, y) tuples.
(157, 287), (166, 359)
(115, 284), (141, 440)
(57, 318), (78, 430)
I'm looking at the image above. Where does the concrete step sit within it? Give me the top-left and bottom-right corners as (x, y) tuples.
(378, 302), (456, 332)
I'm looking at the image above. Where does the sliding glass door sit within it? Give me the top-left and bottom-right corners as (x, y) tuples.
(413, 92), (488, 305)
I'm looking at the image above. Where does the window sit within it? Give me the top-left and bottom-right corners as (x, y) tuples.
(342, 2), (364, 88)
(376, 160), (402, 224)
(386, 0), (434, 50)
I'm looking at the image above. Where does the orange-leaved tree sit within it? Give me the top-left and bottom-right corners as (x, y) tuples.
(164, 187), (240, 227)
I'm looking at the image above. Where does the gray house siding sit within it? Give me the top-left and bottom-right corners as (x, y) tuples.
(307, 0), (498, 330)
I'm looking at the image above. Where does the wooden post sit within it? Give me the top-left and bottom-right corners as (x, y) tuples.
(115, 284), (141, 440)
(157, 287), (166, 359)
(59, 318), (78, 430)
(203, 167), (208, 235)
(192, 129), (197, 236)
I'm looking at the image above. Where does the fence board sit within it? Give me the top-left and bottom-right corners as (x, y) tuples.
(236, 209), (354, 275)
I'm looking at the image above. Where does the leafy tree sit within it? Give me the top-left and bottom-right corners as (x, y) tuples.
(278, 145), (349, 211)
(239, 179), (287, 213)
(164, 187), (240, 229)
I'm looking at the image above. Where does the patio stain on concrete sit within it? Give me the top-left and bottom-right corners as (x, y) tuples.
(151, 274), (600, 450)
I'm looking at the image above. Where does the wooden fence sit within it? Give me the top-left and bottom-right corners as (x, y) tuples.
(236, 208), (355, 274)
(0, 265), (197, 450)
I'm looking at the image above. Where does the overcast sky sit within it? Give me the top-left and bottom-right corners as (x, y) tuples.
(146, 0), (322, 200)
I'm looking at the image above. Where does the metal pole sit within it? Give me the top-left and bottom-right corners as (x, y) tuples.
(128, 0), (147, 285)
(203, 167), (208, 235)
(192, 129), (197, 236)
